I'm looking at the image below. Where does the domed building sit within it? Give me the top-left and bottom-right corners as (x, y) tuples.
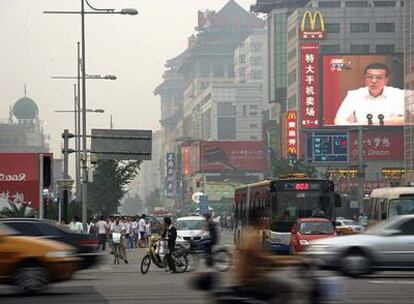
(0, 92), (49, 152)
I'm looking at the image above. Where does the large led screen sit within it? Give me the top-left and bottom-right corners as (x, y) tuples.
(322, 55), (404, 126)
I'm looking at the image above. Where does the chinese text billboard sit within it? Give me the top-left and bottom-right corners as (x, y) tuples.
(165, 153), (176, 199)
(322, 55), (404, 126)
(349, 128), (403, 161)
(301, 43), (320, 128)
(0, 153), (40, 209)
(201, 141), (265, 173)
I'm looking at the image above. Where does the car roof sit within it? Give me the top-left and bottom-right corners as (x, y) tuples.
(297, 218), (331, 222)
(177, 216), (205, 221)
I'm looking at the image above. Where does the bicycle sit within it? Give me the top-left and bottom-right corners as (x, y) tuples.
(176, 240), (232, 272)
(140, 235), (188, 274)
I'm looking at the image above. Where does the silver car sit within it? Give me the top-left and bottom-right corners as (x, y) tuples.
(304, 215), (414, 277)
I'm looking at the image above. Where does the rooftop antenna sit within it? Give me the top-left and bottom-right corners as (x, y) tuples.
(24, 83), (27, 97)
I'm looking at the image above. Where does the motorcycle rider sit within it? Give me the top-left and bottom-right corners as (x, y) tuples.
(161, 217), (177, 273)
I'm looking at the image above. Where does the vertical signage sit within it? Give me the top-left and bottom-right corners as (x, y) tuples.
(165, 153), (176, 199)
(301, 43), (320, 128)
(287, 111), (298, 157)
(199, 195), (209, 216)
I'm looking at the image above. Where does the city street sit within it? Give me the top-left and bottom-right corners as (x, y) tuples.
(1, 231), (414, 303)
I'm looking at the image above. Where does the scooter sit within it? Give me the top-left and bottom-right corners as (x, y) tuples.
(140, 235), (188, 274)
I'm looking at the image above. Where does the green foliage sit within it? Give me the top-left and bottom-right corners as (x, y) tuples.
(271, 157), (318, 178)
(0, 201), (37, 218)
(44, 200), (91, 223)
(144, 188), (162, 212)
(121, 193), (144, 215)
(87, 160), (141, 216)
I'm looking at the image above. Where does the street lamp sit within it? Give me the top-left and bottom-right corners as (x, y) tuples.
(52, 74), (117, 80)
(45, 0), (137, 226)
(55, 109), (105, 113)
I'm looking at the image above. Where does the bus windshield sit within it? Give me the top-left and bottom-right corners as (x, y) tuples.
(271, 191), (334, 232)
(389, 197), (414, 218)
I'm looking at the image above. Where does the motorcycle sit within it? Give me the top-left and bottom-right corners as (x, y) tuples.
(140, 234), (188, 274)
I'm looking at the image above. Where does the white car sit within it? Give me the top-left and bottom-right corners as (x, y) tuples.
(335, 219), (365, 235)
(175, 216), (208, 243)
(304, 215), (414, 277)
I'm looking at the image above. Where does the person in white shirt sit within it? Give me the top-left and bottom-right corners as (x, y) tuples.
(111, 215), (128, 263)
(96, 216), (108, 250)
(137, 214), (147, 247)
(68, 216), (84, 233)
(334, 63), (404, 126)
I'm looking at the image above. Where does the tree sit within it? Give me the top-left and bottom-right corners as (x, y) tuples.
(87, 160), (141, 216)
(0, 201), (37, 218)
(271, 157), (318, 178)
(145, 188), (162, 212)
(121, 193), (144, 215)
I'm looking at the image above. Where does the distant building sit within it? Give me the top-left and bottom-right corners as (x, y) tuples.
(0, 95), (49, 152)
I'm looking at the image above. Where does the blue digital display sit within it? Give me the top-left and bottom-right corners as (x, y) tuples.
(307, 132), (349, 163)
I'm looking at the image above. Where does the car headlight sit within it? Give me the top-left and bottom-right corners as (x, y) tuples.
(46, 250), (74, 258)
(200, 233), (210, 240)
(299, 240), (309, 245)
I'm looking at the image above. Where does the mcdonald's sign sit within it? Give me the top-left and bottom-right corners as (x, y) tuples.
(300, 10), (325, 40)
(286, 111), (298, 157)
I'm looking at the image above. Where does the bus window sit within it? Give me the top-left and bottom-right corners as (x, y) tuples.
(389, 197), (414, 219)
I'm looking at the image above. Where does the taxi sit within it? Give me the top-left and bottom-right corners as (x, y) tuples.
(0, 223), (80, 293)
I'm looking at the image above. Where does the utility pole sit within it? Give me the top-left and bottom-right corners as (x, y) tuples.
(357, 126), (365, 213)
(62, 129), (70, 223)
(39, 154), (44, 219)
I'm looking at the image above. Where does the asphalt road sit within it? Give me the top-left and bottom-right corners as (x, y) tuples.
(1, 230), (414, 303)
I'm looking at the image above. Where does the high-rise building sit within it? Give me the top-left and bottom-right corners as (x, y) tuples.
(405, 0), (414, 176)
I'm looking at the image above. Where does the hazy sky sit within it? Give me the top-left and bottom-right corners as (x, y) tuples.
(0, 0), (254, 175)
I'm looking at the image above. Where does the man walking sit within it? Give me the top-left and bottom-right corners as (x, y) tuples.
(96, 216), (108, 250)
(138, 214), (147, 247)
(161, 217), (177, 273)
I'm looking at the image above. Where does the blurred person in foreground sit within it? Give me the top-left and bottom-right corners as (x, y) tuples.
(201, 213), (219, 268)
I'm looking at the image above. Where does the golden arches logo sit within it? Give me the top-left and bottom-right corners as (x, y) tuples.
(287, 111), (297, 120)
(301, 10), (325, 32)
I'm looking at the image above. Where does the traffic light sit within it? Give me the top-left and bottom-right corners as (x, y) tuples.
(43, 155), (52, 187)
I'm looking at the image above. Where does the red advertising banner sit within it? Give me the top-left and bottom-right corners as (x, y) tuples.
(181, 144), (200, 177)
(286, 111), (298, 156)
(200, 141), (265, 173)
(300, 43), (320, 128)
(349, 128), (404, 161)
(0, 153), (40, 209)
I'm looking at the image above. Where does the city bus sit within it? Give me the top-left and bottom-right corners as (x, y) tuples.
(368, 187), (414, 225)
(233, 176), (340, 254)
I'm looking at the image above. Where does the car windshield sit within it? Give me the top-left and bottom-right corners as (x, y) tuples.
(299, 222), (334, 235)
(176, 220), (204, 230)
(0, 223), (19, 235)
(365, 217), (403, 235)
(389, 198), (414, 219)
(271, 192), (334, 232)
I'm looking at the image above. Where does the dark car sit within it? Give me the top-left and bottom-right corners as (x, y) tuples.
(0, 218), (101, 270)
